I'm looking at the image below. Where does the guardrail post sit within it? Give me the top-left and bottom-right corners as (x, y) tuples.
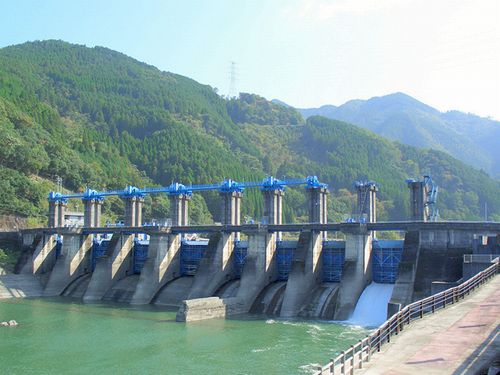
(367, 336), (372, 361)
(377, 330), (381, 352)
(316, 365), (323, 375)
(358, 340), (363, 369)
(341, 351), (346, 375)
(419, 301), (423, 318)
(330, 358), (335, 375)
(350, 345), (354, 375)
(431, 296), (435, 313)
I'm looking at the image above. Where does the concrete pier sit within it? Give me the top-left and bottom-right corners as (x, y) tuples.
(280, 230), (323, 318)
(334, 232), (373, 319)
(186, 232), (236, 299)
(43, 232), (93, 296)
(31, 234), (58, 275)
(83, 234), (135, 301)
(220, 191), (242, 239)
(233, 229), (278, 312)
(130, 233), (181, 304)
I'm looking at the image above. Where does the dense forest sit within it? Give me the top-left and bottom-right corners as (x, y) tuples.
(0, 40), (499, 229)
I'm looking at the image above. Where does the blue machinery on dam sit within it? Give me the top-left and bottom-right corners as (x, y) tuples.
(20, 174), (500, 322)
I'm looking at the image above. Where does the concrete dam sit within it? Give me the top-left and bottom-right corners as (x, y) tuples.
(5, 175), (500, 323)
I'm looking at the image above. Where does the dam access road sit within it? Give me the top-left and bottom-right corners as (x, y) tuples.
(357, 275), (500, 375)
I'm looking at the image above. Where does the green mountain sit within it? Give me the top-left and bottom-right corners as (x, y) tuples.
(0, 40), (499, 228)
(297, 93), (500, 178)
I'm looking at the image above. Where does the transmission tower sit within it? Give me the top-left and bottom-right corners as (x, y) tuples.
(228, 61), (238, 98)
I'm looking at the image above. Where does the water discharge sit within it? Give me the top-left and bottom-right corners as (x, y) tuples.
(0, 298), (369, 374)
(348, 282), (395, 328)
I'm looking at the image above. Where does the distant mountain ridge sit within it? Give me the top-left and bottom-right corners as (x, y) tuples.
(295, 93), (500, 178)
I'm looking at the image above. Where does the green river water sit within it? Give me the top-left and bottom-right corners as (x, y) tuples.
(0, 298), (369, 375)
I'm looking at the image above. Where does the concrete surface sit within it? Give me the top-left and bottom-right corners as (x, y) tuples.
(83, 234), (134, 301)
(0, 274), (44, 298)
(43, 233), (93, 296)
(358, 275), (500, 375)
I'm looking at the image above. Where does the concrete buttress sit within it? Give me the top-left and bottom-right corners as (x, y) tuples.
(185, 232), (235, 299)
(130, 233), (181, 304)
(83, 234), (135, 301)
(334, 232), (373, 319)
(43, 233), (93, 296)
(280, 230), (323, 318)
(32, 234), (58, 275)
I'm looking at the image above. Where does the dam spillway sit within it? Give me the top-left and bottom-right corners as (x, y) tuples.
(13, 221), (500, 323)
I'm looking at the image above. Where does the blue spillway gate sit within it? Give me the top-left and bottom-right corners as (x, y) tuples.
(234, 240), (248, 278)
(372, 240), (403, 283)
(180, 240), (208, 276)
(92, 238), (110, 271)
(133, 239), (149, 274)
(276, 241), (296, 281)
(322, 241), (345, 282)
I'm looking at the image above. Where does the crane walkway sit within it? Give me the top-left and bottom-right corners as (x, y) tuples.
(358, 275), (499, 375)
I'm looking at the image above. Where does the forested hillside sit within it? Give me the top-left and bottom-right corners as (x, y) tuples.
(298, 93), (500, 178)
(0, 40), (498, 225)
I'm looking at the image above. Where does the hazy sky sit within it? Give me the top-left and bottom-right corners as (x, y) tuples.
(1, 0), (499, 119)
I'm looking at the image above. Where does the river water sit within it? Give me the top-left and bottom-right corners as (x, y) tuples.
(0, 298), (369, 375)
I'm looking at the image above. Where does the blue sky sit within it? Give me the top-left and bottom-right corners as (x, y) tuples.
(1, 0), (499, 119)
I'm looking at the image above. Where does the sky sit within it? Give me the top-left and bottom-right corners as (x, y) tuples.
(1, 0), (499, 119)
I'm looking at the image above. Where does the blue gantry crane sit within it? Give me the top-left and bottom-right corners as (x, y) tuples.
(48, 175), (328, 203)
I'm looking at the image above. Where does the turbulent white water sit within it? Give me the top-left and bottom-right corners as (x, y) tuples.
(348, 282), (395, 328)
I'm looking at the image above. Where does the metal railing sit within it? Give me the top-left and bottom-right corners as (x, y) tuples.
(314, 259), (500, 375)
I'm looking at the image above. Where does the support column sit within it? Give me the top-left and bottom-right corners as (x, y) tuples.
(83, 199), (96, 227)
(58, 202), (67, 227)
(408, 181), (427, 221)
(135, 197), (144, 227)
(123, 197), (137, 227)
(308, 187), (328, 224)
(220, 191), (243, 239)
(48, 201), (59, 228)
(219, 191), (243, 225)
(94, 199), (103, 228)
(263, 188), (284, 239)
(355, 182), (378, 223)
(169, 194), (191, 226)
(307, 186), (328, 240)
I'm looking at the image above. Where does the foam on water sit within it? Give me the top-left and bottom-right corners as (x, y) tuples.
(348, 282), (395, 328)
